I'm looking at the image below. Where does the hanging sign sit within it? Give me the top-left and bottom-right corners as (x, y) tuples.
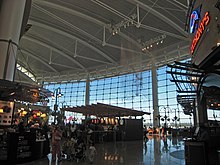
(191, 11), (210, 54)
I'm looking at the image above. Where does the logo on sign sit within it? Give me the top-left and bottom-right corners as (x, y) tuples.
(190, 10), (200, 33)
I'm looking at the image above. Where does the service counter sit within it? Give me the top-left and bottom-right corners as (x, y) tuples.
(0, 130), (49, 164)
(92, 131), (117, 143)
(91, 119), (143, 143)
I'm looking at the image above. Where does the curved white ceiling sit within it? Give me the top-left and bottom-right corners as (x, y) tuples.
(17, 0), (191, 83)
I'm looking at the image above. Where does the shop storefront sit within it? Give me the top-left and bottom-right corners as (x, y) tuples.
(170, 0), (220, 164)
(0, 80), (51, 164)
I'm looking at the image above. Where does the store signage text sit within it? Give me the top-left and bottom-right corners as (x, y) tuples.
(191, 12), (210, 54)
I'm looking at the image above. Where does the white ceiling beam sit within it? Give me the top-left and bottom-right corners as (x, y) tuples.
(49, 62), (80, 70)
(32, 0), (165, 54)
(127, 0), (188, 37)
(22, 34), (86, 70)
(171, 0), (188, 9)
(26, 34), (115, 65)
(33, 0), (188, 57)
(18, 48), (58, 72)
(33, 0), (104, 25)
(165, 0), (188, 11)
(32, 2), (118, 64)
(30, 17), (118, 66)
(91, 0), (188, 40)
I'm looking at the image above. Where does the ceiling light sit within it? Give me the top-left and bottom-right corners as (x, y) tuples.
(108, 14), (137, 35)
(141, 34), (166, 50)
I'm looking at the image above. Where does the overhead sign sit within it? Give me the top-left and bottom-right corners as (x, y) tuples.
(191, 11), (210, 54)
(190, 0), (220, 67)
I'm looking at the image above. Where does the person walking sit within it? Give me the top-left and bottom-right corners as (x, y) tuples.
(52, 125), (62, 162)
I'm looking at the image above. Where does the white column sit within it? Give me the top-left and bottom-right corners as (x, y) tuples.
(0, 0), (26, 81)
(151, 58), (159, 127)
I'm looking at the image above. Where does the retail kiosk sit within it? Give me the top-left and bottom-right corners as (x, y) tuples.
(63, 103), (150, 142)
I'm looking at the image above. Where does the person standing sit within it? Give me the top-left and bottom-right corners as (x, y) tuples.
(88, 143), (97, 164)
(52, 125), (62, 162)
(42, 121), (50, 156)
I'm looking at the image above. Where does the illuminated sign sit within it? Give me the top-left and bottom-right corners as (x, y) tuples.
(191, 12), (210, 54)
(190, 10), (200, 33)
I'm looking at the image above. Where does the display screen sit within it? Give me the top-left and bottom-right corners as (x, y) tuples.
(207, 109), (220, 122)
(0, 101), (14, 126)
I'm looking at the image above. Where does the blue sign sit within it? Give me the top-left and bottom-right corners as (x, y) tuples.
(190, 9), (200, 33)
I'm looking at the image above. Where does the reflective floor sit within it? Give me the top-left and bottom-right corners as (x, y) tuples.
(20, 135), (185, 165)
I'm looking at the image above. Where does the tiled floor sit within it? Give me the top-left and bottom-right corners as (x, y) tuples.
(20, 135), (185, 165)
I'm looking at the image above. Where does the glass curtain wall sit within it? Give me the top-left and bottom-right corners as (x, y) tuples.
(43, 66), (192, 127)
(157, 66), (193, 128)
(44, 81), (86, 123)
(90, 71), (152, 125)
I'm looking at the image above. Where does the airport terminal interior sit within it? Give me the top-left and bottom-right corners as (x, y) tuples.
(0, 0), (220, 165)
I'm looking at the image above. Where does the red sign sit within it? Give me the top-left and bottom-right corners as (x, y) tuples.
(191, 12), (210, 54)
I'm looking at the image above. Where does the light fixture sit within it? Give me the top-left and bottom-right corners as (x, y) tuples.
(141, 34), (166, 50)
(142, 48), (146, 51)
(58, 92), (62, 97)
(108, 14), (137, 35)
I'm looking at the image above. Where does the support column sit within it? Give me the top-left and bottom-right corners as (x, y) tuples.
(85, 75), (90, 106)
(151, 58), (159, 128)
(85, 75), (90, 119)
(0, 0), (26, 81)
(197, 93), (208, 126)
